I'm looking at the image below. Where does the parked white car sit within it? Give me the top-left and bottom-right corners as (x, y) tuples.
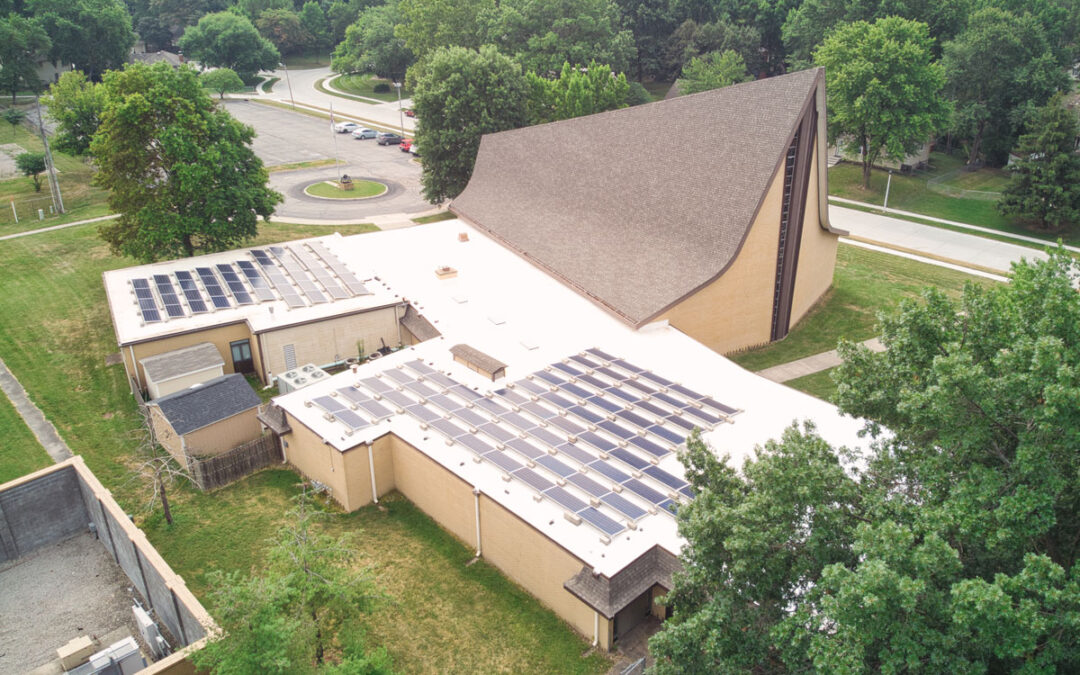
(333, 121), (359, 133)
(352, 128), (377, 139)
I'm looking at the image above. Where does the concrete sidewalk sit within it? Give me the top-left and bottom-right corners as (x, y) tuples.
(0, 213), (119, 241)
(0, 358), (71, 463)
(756, 337), (885, 383)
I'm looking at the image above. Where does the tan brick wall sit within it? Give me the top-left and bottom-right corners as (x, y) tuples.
(281, 411), (352, 507)
(258, 306), (403, 379)
(389, 435), (477, 549)
(788, 145), (838, 326)
(659, 162), (784, 353)
(125, 323), (253, 390)
(183, 409), (262, 457)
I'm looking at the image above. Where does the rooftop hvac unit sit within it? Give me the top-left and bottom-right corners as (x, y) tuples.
(132, 605), (169, 660)
(277, 364), (329, 394)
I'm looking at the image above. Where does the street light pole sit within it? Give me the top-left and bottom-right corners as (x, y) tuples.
(281, 62), (295, 110)
(883, 169), (893, 212)
(394, 81), (404, 137)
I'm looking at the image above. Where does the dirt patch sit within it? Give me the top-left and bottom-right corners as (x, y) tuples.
(0, 143), (29, 179)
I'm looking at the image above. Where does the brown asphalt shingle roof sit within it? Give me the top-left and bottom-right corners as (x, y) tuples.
(452, 68), (824, 327)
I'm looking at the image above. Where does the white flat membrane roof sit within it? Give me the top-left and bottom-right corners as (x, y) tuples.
(104, 233), (400, 346)
(274, 220), (870, 577)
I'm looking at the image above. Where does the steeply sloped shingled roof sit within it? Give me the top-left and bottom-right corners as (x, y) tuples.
(564, 545), (681, 617)
(152, 374), (261, 435)
(452, 68), (825, 327)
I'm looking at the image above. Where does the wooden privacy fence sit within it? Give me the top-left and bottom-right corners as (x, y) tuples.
(186, 435), (281, 491)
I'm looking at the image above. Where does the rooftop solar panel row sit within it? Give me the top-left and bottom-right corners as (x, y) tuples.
(307, 240), (371, 296)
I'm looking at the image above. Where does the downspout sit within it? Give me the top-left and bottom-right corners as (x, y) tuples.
(593, 611), (599, 648)
(128, 345), (141, 391)
(815, 76), (836, 232)
(367, 443), (378, 504)
(473, 488), (482, 557)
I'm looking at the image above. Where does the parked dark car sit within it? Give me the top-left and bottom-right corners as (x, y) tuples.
(377, 132), (403, 146)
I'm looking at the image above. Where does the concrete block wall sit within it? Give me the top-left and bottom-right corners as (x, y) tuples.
(0, 465), (89, 563)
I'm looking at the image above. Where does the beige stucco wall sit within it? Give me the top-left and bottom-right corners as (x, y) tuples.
(125, 323), (253, 391)
(658, 161), (784, 353)
(183, 409), (262, 457)
(390, 435), (477, 549)
(258, 306), (404, 380)
(149, 405), (184, 464)
(789, 145), (839, 326)
(147, 366), (224, 400)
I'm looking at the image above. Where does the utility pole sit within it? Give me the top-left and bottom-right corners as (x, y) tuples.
(394, 82), (404, 137)
(34, 94), (64, 215)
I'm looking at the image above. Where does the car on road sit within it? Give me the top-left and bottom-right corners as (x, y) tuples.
(377, 132), (403, 146)
(334, 121), (360, 133)
(404, 109), (416, 118)
(352, 128), (377, 139)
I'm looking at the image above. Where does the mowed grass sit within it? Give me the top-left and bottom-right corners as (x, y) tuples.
(0, 119), (112, 233)
(784, 368), (840, 402)
(305, 179), (387, 199)
(0, 391), (53, 484)
(332, 74), (411, 102)
(412, 211), (455, 224)
(727, 244), (996, 372)
(0, 221), (609, 674)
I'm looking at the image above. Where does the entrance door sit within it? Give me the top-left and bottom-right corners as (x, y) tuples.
(230, 339), (254, 374)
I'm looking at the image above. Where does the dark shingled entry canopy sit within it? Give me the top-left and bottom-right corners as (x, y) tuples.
(452, 68), (830, 327)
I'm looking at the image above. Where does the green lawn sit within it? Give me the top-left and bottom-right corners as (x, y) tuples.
(728, 244), (996, 372)
(305, 179), (387, 199)
(412, 211), (456, 224)
(267, 158), (340, 173)
(283, 52), (331, 69)
(0, 390), (53, 484)
(784, 368), (839, 402)
(0, 118), (111, 233)
(0, 220), (608, 674)
(332, 74), (411, 102)
(827, 152), (1080, 245)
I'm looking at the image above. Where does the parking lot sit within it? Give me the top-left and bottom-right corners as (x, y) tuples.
(223, 100), (429, 221)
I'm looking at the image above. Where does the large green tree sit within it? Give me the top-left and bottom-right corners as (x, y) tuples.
(42, 70), (106, 155)
(675, 49), (750, 95)
(256, 8), (308, 57)
(332, 1), (413, 82)
(200, 67), (245, 99)
(298, 1), (329, 52)
(998, 93), (1080, 231)
(943, 6), (1069, 166)
(815, 16), (951, 188)
(396, 0), (493, 59)
(28, 0), (135, 81)
(664, 18), (763, 80)
(410, 45), (529, 203)
(178, 11), (280, 82)
(526, 60), (629, 125)
(192, 491), (392, 673)
(91, 63), (281, 261)
(651, 249), (1080, 672)
(614, 0), (674, 80)
(0, 13), (51, 102)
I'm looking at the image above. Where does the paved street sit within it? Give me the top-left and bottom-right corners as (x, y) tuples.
(223, 100), (429, 221)
(265, 66), (416, 134)
(830, 205), (1049, 274)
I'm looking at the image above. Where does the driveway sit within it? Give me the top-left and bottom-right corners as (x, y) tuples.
(223, 99), (429, 221)
(266, 66), (416, 134)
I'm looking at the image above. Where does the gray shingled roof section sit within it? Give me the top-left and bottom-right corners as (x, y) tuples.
(449, 344), (506, 373)
(152, 373), (261, 435)
(400, 305), (442, 342)
(563, 545), (681, 617)
(452, 68), (823, 326)
(141, 342), (224, 384)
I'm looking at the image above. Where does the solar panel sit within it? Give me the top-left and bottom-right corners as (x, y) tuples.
(567, 405), (604, 425)
(577, 374), (608, 390)
(430, 418), (466, 439)
(498, 412), (536, 432)
(548, 416), (585, 435)
(666, 415), (698, 432)
(638, 371), (674, 388)
(622, 379), (657, 396)
(269, 246), (327, 304)
(211, 264), (253, 305)
(483, 450), (523, 473)
(404, 404), (441, 423)
(578, 431), (616, 453)
(382, 369), (412, 384)
(594, 366), (625, 382)
(498, 389), (530, 406)
(544, 486), (588, 512)
(505, 438), (544, 460)
(358, 377), (393, 393)
(568, 354), (600, 369)
(588, 460), (631, 483)
(513, 467), (555, 492)
(628, 436), (669, 458)
(615, 409), (652, 430)
(403, 380), (439, 398)
(551, 362), (583, 377)
(669, 383), (706, 400)
(132, 278), (161, 323)
(313, 395), (347, 413)
(623, 478), (668, 505)
(556, 443), (596, 464)
(173, 271), (209, 314)
(478, 422), (515, 443)
(152, 274), (185, 318)
(540, 392), (576, 409)
(535, 455), (575, 477)
(612, 358), (645, 374)
(306, 240), (371, 295)
(335, 409), (371, 430)
(681, 407), (723, 426)
(474, 397), (510, 415)
(601, 491), (648, 520)
(700, 396), (739, 416)
(598, 420), (635, 440)
(250, 250), (306, 308)
(520, 401), (556, 420)
(605, 387), (640, 404)
(566, 472), (608, 497)
(651, 391), (687, 408)
(452, 408), (489, 428)
(289, 245), (350, 299)
(634, 400), (670, 418)
(680, 485), (695, 499)
(557, 382), (592, 399)
(233, 260), (276, 302)
(516, 379), (549, 395)
(533, 371), (565, 386)
(426, 394), (462, 413)
(644, 466), (688, 490)
(587, 396), (622, 414)
(457, 433), (495, 455)
(528, 426), (565, 449)
(576, 507), (623, 536)
(610, 447), (649, 470)
(647, 425), (685, 445)
(449, 384), (483, 401)
(585, 347), (618, 361)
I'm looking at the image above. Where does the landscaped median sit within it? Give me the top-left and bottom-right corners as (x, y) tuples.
(304, 179), (388, 199)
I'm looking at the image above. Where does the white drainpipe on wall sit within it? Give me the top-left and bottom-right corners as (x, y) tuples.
(593, 611), (599, 647)
(367, 443), (378, 504)
(128, 345), (140, 390)
(473, 488), (482, 557)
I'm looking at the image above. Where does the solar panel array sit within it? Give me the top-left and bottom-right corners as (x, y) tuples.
(306, 350), (742, 540)
(128, 241), (375, 323)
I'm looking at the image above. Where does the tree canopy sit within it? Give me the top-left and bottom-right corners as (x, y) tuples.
(526, 61), (629, 125)
(675, 49), (751, 95)
(0, 13), (51, 102)
(200, 67), (246, 99)
(998, 93), (1080, 231)
(178, 11), (280, 82)
(651, 249), (1080, 672)
(42, 70), (106, 155)
(15, 152), (47, 192)
(91, 62), (281, 262)
(333, 2), (413, 82)
(410, 45), (529, 203)
(814, 16), (950, 188)
(28, 0), (135, 81)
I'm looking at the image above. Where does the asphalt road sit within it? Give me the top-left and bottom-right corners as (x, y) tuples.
(223, 100), (429, 221)
(267, 66), (417, 134)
